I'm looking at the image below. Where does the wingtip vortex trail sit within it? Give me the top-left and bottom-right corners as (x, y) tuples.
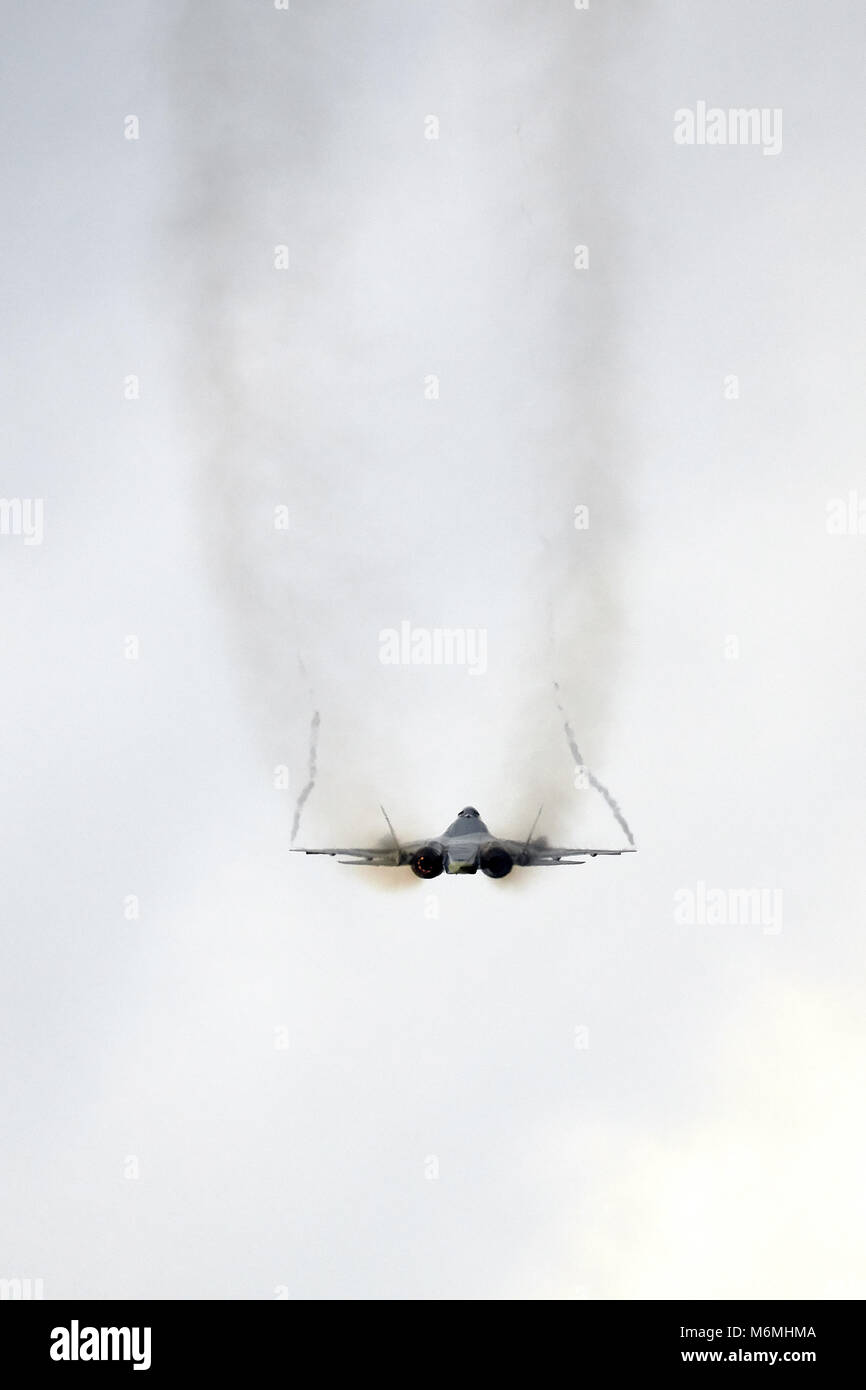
(290, 710), (321, 844)
(553, 683), (635, 847)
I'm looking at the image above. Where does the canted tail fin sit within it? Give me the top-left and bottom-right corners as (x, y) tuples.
(379, 805), (402, 865)
(518, 804), (544, 863)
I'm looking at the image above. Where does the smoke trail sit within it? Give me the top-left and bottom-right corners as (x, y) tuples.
(553, 683), (635, 847)
(163, 2), (645, 835)
(291, 710), (321, 844)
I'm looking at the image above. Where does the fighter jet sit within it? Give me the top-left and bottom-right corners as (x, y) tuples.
(292, 806), (635, 877)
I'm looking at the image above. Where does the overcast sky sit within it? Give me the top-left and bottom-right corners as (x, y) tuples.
(1, 0), (865, 1299)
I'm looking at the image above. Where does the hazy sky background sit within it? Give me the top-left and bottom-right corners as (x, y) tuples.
(1, 0), (865, 1299)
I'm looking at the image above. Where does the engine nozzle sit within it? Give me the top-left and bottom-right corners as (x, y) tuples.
(410, 843), (445, 879)
(479, 843), (514, 878)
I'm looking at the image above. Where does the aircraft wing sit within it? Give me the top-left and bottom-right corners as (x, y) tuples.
(501, 842), (636, 866)
(291, 843), (425, 866)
